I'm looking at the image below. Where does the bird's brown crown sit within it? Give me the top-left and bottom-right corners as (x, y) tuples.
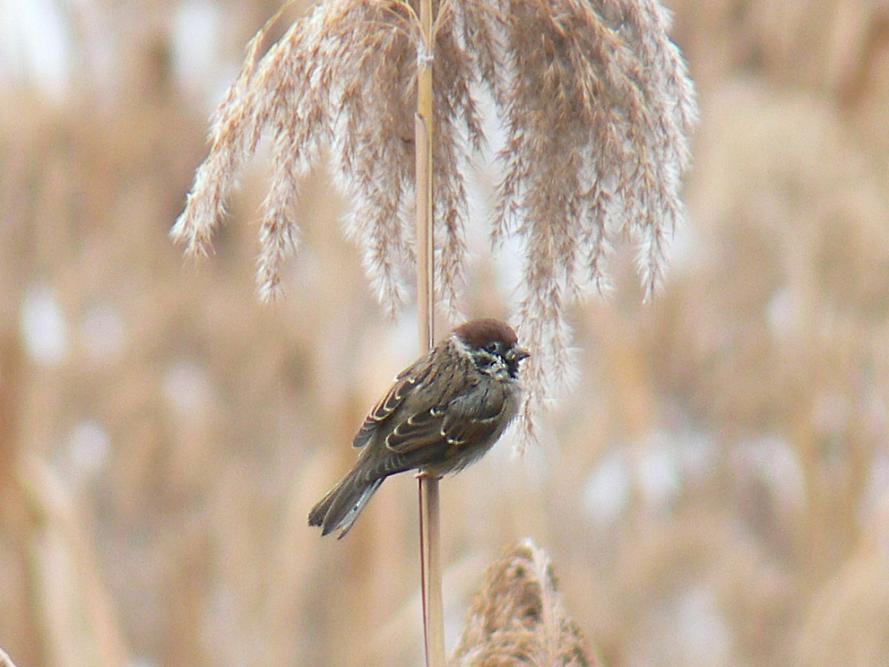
(453, 318), (518, 350)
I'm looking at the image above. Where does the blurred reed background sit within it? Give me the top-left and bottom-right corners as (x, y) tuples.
(2, 1), (889, 665)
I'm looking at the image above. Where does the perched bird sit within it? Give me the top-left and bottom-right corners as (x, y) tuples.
(308, 318), (529, 538)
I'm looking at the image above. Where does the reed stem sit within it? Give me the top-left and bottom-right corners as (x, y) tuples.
(415, 0), (444, 664)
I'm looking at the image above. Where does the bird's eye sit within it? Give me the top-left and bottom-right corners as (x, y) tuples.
(485, 342), (499, 354)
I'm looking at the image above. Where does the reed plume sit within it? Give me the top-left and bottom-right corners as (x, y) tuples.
(451, 539), (596, 666)
(172, 0), (697, 437)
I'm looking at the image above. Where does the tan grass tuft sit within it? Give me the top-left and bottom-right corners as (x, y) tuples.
(451, 539), (596, 666)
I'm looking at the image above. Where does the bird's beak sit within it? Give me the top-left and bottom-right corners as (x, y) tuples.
(511, 347), (530, 362)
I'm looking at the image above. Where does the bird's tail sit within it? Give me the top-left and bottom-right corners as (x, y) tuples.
(308, 469), (383, 539)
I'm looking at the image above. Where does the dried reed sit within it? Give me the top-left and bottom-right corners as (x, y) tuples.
(414, 0), (444, 663)
(172, 0), (696, 440)
(18, 456), (129, 667)
(451, 539), (595, 666)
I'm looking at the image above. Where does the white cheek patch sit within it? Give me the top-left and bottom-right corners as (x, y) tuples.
(451, 335), (473, 359)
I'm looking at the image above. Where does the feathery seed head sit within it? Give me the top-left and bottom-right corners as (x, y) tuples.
(173, 0), (696, 442)
(452, 539), (596, 666)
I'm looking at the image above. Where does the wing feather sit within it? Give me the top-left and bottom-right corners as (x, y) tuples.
(439, 388), (508, 447)
(384, 406), (445, 452)
(352, 368), (420, 448)
(384, 382), (508, 454)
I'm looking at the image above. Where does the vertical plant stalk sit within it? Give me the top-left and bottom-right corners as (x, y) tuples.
(415, 0), (444, 665)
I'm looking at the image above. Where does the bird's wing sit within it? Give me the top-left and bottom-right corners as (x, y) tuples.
(384, 383), (508, 454)
(439, 387), (510, 447)
(352, 367), (420, 448)
(382, 404), (450, 453)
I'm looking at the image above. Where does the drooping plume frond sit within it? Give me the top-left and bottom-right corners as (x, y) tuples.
(472, 0), (697, 442)
(451, 539), (596, 666)
(173, 0), (695, 433)
(324, 1), (419, 312)
(173, 0), (424, 310)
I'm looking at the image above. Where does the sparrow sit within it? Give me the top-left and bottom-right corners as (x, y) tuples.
(308, 318), (530, 538)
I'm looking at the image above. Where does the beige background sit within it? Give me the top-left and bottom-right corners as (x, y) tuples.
(2, 1), (888, 665)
